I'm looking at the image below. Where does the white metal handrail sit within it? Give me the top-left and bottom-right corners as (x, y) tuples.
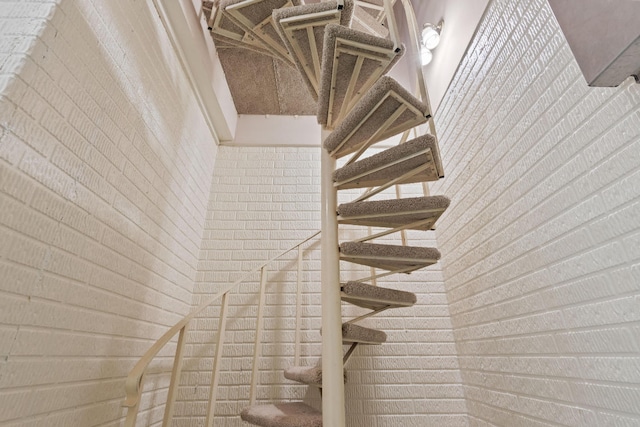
(123, 230), (321, 427)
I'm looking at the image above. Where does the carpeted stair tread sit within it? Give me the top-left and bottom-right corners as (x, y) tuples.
(333, 135), (444, 189)
(317, 24), (405, 129)
(221, 0), (302, 64)
(342, 281), (416, 309)
(342, 322), (386, 344)
(284, 364), (347, 386)
(338, 196), (450, 230)
(284, 365), (322, 386)
(241, 402), (322, 427)
(273, 0), (354, 100)
(340, 241), (440, 272)
(323, 76), (429, 159)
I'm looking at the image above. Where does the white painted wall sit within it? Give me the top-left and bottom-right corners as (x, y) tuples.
(392, 0), (490, 113)
(431, 0), (640, 424)
(0, 0), (218, 425)
(4, 0), (640, 425)
(176, 146), (467, 427)
(414, 0), (490, 113)
(230, 115), (321, 147)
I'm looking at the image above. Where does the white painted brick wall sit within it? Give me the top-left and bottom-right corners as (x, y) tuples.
(175, 146), (467, 427)
(0, 0), (217, 425)
(431, 0), (640, 425)
(6, 0), (638, 425)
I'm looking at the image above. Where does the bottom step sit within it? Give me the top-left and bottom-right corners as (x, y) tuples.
(241, 402), (321, 427)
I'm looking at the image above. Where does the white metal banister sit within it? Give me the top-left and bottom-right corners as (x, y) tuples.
(123, 230), (320, 427)
(383, 0), (401, 52)
(205, 291), (229, 426)
(249, 266), (268, 406)
(162, 323), (188, 427)
(295, 245), (303, 365)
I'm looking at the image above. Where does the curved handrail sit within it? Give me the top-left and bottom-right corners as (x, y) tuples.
(123, 230), (321, 409)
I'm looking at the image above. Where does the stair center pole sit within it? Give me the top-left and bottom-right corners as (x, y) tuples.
(321, 128), (347, 427)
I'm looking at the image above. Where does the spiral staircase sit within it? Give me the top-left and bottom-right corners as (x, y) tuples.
(121, 1), (448, 426)
(201, 0), (449, 425)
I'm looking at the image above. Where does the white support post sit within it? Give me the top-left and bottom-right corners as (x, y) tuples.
(205, 292), (230, 427)
(394, 185), (408, 246)
(295, 246), (303, 366)
(367, 226), (377, 286)
(162, 323), (189, 427)
(321, 129), (346, 427)
(401, 0), (429, 107)
(249, 266), (268, 406)
(399, 0), (444, 177)
(383, 0), (401, 51)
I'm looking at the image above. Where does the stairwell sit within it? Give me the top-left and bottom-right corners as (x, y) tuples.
(1, 0), (638, 425)
(204, 0), (449, 425)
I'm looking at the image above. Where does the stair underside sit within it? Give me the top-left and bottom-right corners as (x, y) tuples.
(284, 364), (347, 387)
(338, 195), (450, 230)
(206, 2), (277, 57)
(340, 241), (440, 273)
(354, 0), (385, 21)
(342, 281), (416, 309)
(324, 76), (429, 159)
(218, 48), (317, 114)
(318, 24), (404, 130)
(333, 135), (444, 189)
(273, 0), (354, 101)
(351, 3), (389, 38)
(221, 0), (302, 64)
(241, 402), (322, 427)
(206, 2), (317, 115)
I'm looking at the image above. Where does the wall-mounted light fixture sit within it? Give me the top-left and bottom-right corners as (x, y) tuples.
(421, 19), (443, 66)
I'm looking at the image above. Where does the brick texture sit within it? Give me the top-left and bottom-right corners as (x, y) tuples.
(174, 146), (467, 427)
(0, 0), (218, 425)
(431, 0), (640, 425)
(4, 0), (640, 425)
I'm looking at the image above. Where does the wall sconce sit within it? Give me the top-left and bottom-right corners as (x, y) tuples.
(421, 20), (443, 66)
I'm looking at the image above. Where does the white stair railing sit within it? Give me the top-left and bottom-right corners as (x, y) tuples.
(122, 230), (321, 427)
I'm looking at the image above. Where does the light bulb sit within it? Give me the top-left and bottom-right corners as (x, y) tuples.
(421, 46), (433, 66)
(422, 24), (441, 50)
